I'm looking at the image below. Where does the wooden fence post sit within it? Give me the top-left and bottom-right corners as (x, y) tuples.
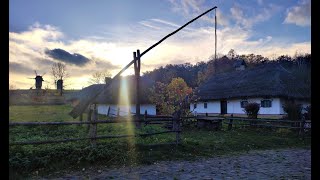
(107, 106), (110, 117)
(79, 113), (83, 126)
(134, 50), (141, 128)
(300, 119), (306, 138)
(173, 110), (181, 145)
(228, 114), (233, 130)
(86, 107), (92, 132)
(117, 107), (120, 117)
(90, 104), (98, 147)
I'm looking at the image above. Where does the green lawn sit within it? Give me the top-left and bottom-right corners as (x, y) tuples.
(9, 105), (84, 122)
(9, 105), (310, 179)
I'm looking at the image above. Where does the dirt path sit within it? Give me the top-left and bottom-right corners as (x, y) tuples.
(42, 148), (310, 180)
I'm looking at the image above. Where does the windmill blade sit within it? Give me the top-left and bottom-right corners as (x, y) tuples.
(34, 70), (38, 76)
(27, 77), (35, 79)
(42, 72), (46, 76)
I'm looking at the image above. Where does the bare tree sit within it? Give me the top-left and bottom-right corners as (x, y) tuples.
(89, 70), (111, 84)
(51, 62), (67, 95)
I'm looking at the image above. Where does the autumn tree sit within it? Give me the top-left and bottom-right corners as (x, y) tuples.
(149, 77), (192, 115)
(149, 82), (171, 114)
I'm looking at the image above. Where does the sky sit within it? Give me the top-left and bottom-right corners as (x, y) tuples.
(9, 0), (311, 89)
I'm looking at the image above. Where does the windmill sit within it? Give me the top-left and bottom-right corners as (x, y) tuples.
(27, 70), (49, 89)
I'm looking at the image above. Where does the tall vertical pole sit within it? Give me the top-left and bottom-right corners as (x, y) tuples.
(215, 9), (217, 61)
(134, 50), (141, 127)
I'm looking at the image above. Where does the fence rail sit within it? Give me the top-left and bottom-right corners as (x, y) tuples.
(9, 130), (180, 146)
(9, 119), (173, 126)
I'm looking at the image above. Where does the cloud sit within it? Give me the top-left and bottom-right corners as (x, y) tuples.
(9, 23), (121, 89)
(9, 20), (310, 89)
(167, 0), (229, 27)
(9, 22), (63, 45)
(168, 0), (203, 15)
(284, 0), (311, 27)
(139, 21), (161, 30)
(45, 48), (90, 66)
(9, 62), (34, 75)
(230, 3), (281, 28)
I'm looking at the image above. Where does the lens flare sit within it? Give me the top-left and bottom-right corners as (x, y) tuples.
(118, 76), (137, 164)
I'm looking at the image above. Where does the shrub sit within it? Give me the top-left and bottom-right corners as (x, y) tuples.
(243, 102), (260, 119)
(282, 101), (302, 121)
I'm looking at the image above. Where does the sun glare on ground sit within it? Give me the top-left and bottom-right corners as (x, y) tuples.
(118, 76), (137, 163)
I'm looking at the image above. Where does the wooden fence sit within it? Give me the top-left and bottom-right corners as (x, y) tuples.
(9, 109), (182, 146)
(9, 112), (311, 146)
(185, 114), (311, 138)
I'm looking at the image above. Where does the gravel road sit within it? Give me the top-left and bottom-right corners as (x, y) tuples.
(43, 148), (311, 180)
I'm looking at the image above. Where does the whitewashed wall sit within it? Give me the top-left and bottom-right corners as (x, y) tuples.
(239, 98), (282, 115)
(190, 101), (220, 115)
(190, 97), (297, 115)
(97, 104), (156, 116)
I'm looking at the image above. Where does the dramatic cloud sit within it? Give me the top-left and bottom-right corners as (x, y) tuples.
(284, 0), (311, 27)
(9, 23), (120, 89)
(45, 48), (90, 66)
(9, 18), (310, 89)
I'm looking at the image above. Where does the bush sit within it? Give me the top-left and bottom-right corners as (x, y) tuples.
(243, 102), (260, 119)
(282, 101), (302, 121)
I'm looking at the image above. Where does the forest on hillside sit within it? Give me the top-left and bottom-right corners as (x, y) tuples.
(141, 50), (311, 88)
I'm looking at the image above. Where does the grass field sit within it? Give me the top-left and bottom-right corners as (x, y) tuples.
(9, 105), (311, 179)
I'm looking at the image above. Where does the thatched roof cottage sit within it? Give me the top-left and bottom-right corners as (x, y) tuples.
(191, 63), (310, 117)
(68, 76), (156, 117)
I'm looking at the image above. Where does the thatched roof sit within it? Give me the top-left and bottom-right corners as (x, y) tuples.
(67, 76), (155, 105)
(196, 63), (310, 101)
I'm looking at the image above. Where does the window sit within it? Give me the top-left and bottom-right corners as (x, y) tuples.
(261, 99), (272, 108)
(240, 100), (248, 108)
(194, 103), (197, 109)
(204, 102), (207, 109)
